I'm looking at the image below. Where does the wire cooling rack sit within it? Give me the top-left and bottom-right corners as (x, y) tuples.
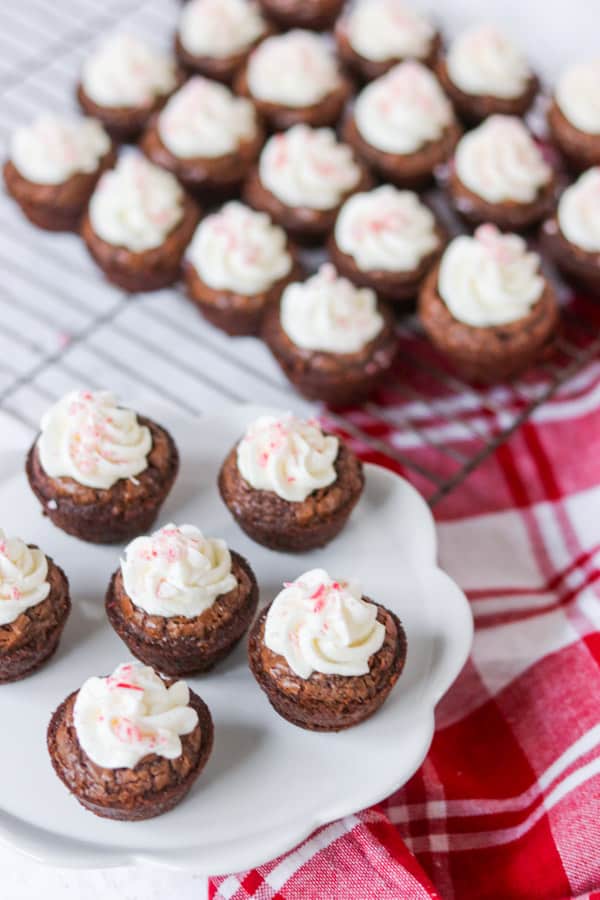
(1, 0), (599, 507)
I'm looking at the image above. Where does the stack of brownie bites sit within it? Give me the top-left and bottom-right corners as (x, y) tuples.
(2, 0), (598, 822)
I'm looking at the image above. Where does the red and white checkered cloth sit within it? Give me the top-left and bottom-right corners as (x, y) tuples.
(209, 348), (600, 900)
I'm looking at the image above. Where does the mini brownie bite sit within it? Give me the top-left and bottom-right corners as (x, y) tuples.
(419, 225), (559, 382)
(542, 168), (600, 292)
(256, 0), (344, 31)
(47, 661), (213, 820)
(244, 125), (371, 243)
(140, 76), (263, 199)
(81, 153), (199, 292)
(175, 0), (270, 83)
(183, 201), (300, 335)
(106, 524), (258, 675)
(448, 116), (556, 230)
(248, 568), (407, 731)
(335, 0), (440, 82)
(26, 390), (179, 544)
(262, 264), (397, 405)
(3, 114), (115, 232)
(329, 185), (445, 304)
(344, 61), (461, 189)
(219, 413), (364, 552)
(236, 30), (351, 130)
(436, 25), (538, 124)
(548, 60), (600, 171)
(77, 33), (181, 142)
(0, 530), (70, 684)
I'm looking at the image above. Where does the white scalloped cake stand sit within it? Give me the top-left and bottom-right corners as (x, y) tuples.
(0, 404), (472, 873)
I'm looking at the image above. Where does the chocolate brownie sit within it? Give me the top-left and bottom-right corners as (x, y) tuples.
(47, 687), (213, 820)
(447, 168), (557, 231)
(436, 58), (539, 125)
(418, 263), (560, 382)
(3, 145), (116, 232)
(26, 418), (179, 544)
(243, 164), (373, 244)
(248, 603), (407, 731)
(81, 194), (200, 292)
(0, 555), (70, 684)
(218, 440), (365, 552)
(547, 99), (600, 172)
(106, 551), (259, 675)
(261, 298), (398, 406)
(140, 116), (265, 199)
(343, 115), (462, 190)
(335, 26), (441, 82)
(174, 27), (273, 85)
(256, 0), (344, 30)
(183, 254), (302, 337)
(76, 71), (186, 143)
(235, 67), (352, 131)
(542, 215), (600, 293)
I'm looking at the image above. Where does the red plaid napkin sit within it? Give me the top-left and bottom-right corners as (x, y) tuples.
(210, 351), (600, 900)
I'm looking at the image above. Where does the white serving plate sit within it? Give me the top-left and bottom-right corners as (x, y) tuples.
(0, 404), (472, 874)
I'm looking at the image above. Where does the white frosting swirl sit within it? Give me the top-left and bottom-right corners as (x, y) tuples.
(237, 414), (339, 502)
(73, 662), (198, 769)
(178, 0), (266, 59)
(281, 263), (383, 353)
(264, 568), (385, 678)
(259, 125), (361, 211)
(121, 524), (237, 618)
(354, 61), (454, 154)
(335, 186), (439, 272)
(158, 77), (257, 159)
(81, 33), (176, 108)
(37, 390), (152, 490)
(446, 25), (531, 99)
(438, 224), (544, 327)
(89, 154), (183, 252)
(555, 60), (600, 135)
(247, 30), (341, 108)
(557, 168), (600, 253)
(10, 115), (110, 185)
(345, 0), (435, 63)
(186, 202), (291, 294)
(0, 531), (50, 627)
(454, 116), (551, 204)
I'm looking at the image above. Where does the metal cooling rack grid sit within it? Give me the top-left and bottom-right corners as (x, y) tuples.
(1, 0), (599, 507)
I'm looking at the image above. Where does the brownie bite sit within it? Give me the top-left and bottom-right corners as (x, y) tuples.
(419, 225), (559, 382)
(448, 116), (556, 230)
(0, 531), (71, 684)
(175, 0), (270, 83)
(48, 661), (213, 820)
(183, 201), (300, 335)
(261, 264), (398, 405)
(335, 0), (440, 82)
(344, 61), (461, 189)
(219, 413), (364, 552)
(436, 25), (538, 124)
(547, 60), (600, 171)
(235, 30), (351, 130)
(81, 153), (200, 292)
(141, 76), (263, 200)
(106, 523), (259, 675)
(248, 568), (407, 731)
(542, 168), (600, 293)
(3, 114), (115, 232)
(77, 32), (182, 142)
(244, 124), (371, 243)
(26, 390), (179, 544)
(329, 185), (445, 305)
(256, 0), (344, 31)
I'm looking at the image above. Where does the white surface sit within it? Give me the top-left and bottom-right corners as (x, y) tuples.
(0, 404), (472, 874)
